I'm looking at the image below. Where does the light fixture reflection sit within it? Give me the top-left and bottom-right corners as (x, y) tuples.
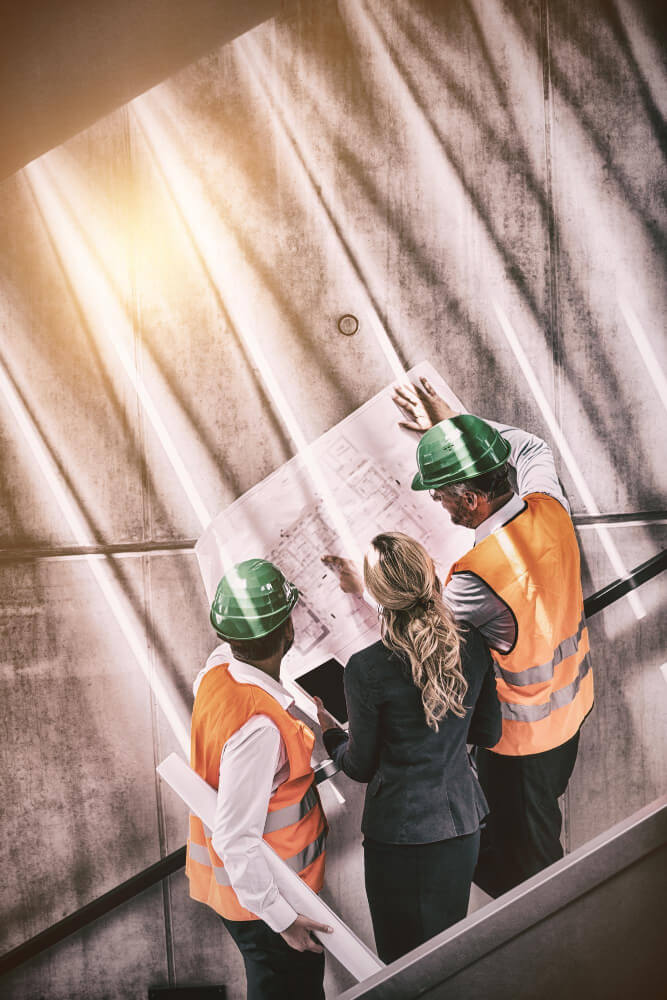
(619, 298), (667, 415)
(492, 301), (646, 620)
(25, 160), (215, 536)
(0, 354), (191, 754)
(132, 95), (363, 565)
(239, 35), (408, 384)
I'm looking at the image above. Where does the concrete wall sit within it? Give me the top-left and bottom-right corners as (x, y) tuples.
(0, 0), (284, 181)
(1, 1), (665, 997)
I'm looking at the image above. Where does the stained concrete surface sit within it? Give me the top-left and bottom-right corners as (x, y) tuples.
(0, 885), (170, 1000)
(0, 1), (665, 998)
(0, 558), (161, 953)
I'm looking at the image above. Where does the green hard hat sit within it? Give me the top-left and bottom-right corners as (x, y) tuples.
(411, 415), (511, 491)
(210, 558), (299, 641)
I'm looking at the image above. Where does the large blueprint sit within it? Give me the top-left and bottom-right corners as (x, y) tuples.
(195, 362), (473, 685)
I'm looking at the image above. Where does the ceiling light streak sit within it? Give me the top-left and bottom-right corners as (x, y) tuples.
(0, 355), (191, 754)
(25, 161), (214, 535)
(618, 298), (667, 415)
(132, 97), (362, 563)
(239, 36), (407, 385)
(492, 301), (646, 620)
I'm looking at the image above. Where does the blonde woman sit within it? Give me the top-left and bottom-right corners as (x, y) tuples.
(316, 532), (501, 964)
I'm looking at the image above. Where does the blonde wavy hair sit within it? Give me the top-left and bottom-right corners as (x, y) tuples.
(364, 532), (467, 730)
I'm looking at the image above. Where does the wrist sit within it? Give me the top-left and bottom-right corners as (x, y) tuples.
(265, 896), (298, 933)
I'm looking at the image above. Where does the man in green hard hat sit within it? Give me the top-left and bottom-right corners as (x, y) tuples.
(398, 378), (592, 898)
(186, 558), (331, 999)
(326, 376), (592, 899)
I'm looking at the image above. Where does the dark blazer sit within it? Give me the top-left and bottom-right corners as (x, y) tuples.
(323, 624), (501, 844)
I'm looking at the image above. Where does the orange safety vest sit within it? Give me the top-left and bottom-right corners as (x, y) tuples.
(186, 663), (327, 921)
(447, 493), (593, 756)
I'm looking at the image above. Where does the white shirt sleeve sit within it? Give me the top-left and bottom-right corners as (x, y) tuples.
(212, 716), (297, 933)
(444, 572), (515, 653)
(482, 417), (570, 513)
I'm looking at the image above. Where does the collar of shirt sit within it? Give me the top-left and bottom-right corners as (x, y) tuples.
(192, 645), (294, 711)
(474, 492), (526, 545)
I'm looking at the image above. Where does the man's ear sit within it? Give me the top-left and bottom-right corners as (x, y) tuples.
(464, 490), (479, 509)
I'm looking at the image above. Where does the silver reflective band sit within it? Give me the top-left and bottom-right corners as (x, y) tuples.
(283, 830), (327, 873)
(496, 616), (587, 688)
(189, 842), (213, 866)
(263, 784), (319, 834)
(189, 828), (326, 886)
(189, 844), (233, 886)
(189, 842), (233, 886)
(500, 655), (591, 723)
(213, 865), (232, 887)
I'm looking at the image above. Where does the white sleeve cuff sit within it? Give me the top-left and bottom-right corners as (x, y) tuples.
(261, 895), (299, 933)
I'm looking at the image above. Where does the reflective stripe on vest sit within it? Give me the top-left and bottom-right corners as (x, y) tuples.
(188, 782), (319, 858)
(448, 493), (593, 755)
(495, 615), (587, 687)
(189, 841), (214, 867)
(500, 654), (592, 722)
(189, 828), (327, 887)
(187, 662), (328, 920)
(263, 784), (319, 834)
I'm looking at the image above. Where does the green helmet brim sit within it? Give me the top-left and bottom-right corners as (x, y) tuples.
(411, 439), (511, 490)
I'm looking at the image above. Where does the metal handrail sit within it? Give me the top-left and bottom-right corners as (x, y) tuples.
(582, 548), (666, 618)
(1, 547), (665, 977)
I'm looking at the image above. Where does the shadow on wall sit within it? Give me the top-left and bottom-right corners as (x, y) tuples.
(133, 86), (368, 420)
(376, 0), (665, 511)
(508, 0), (667, 254)
(226, 0), (666, 516)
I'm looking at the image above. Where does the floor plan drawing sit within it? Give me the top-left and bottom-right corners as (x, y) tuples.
(195, 362), (473, 683)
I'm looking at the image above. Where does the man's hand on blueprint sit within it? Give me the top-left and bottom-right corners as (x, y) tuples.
(321, 555), (364, 595)
(393, 376), (459, 433)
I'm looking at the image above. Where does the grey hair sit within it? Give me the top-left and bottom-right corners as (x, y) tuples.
(442, 464), (511, 501)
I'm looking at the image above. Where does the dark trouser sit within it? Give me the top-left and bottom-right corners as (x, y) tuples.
(363, 829), (480, 965)
(474, 730), (580, 898)
(221, 916), (325, 1000)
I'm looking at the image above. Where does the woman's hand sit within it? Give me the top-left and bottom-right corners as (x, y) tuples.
(313, 695), (339, 733)
(321, 555), (364, 595)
